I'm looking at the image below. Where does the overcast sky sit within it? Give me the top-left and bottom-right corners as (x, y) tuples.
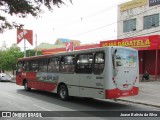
(0, 0), (130, 50)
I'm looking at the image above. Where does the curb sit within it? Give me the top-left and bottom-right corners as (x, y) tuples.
(10, 77), (16, 83)
(10, 80), (16, 83)
(117, 99), (160, 108)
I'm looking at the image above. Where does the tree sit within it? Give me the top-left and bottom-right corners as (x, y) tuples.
(26, 49), (42, 57)
(0, 44), (23, 74)
(0, 41), (7, 50)
(0, 0), (72, 32)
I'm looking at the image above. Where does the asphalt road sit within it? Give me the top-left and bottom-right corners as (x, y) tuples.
(0, 82), (160, 120)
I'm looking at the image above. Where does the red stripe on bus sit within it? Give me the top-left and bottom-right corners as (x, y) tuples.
(105, 87), (139, 99)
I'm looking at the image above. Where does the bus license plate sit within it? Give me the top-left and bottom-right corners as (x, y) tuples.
(122, 92), (129, 96)
(123, 84), (128, 88)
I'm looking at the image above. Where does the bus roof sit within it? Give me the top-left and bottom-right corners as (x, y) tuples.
(17, 46), (136, 61)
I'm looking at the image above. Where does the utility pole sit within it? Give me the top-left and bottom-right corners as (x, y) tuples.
(35, 34), (37, 56)
(24, 31), (26, 57)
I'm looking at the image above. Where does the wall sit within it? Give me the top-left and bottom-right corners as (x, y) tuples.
(138, 51), (144, 74)
(144, 50), (155, 75)
(117, 1), (160, 39)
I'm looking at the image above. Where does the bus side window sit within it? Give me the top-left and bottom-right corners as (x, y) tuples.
(76, 54), (93, 74)
(30, 60), (38, 72)
(24, 61), (29, 71)
(38, 59), (48, 72)
(60, 55), (75, 73)
(48, 57), (60, 73)
(93, 52), (105, 75)
(16, 61), (23, 75)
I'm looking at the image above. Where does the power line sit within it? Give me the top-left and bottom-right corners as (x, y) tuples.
(66, 5), (160, 39)
(55, 2), (119, 29)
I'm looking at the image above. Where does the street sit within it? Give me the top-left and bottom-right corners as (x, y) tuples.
(0, 82), (160, 120)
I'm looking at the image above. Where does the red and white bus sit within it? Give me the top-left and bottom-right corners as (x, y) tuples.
(16, 46), (139, 100)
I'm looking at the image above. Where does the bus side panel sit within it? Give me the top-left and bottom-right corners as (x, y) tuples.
(59, 74), (80, 97)
(78, 73), (105, 99)
(26, 72), (37, 88)
(16, 71), (27, 86)
(104, 48), (116, 89)
(16, 74), (23, 86)
(31, 81), (57, 92)
(26, 72), (57, 92)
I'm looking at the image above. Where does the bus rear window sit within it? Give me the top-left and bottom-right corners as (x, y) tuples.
(115, 49), (137, 68)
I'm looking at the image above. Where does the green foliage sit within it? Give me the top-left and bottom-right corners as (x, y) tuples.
(0, 0), (72, 32)
(0, 43), (42, 72)
(0, 44), (23, 72)
(26, 49), (42, 57)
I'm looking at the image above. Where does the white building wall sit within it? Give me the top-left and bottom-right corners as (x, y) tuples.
(118, 1), (160, 39)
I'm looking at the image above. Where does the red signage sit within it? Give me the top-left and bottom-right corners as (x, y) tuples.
(17, 29), (33, 45)
(66, 42), (73, 52)
(100, 35), (160, 50)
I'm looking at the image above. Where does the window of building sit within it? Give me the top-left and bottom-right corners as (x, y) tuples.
(93, 52), (105, 75)
(123, 18), (136, 33)
(48, 57), (60, 73)
(143, 14), (159, 29)
(60, 55), (75, 73)
(76, 53), (93, 74)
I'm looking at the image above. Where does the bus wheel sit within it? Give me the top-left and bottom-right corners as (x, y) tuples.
(58, 85), (69, 101)
(24, 81), (31, 91)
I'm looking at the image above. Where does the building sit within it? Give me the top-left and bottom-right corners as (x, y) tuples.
(42, 44), (100, 55)
(113, 0), (160, 80)
(36, 38), (81, 52)
(55, 38), (81, 46)
(118, 0), (160, 39)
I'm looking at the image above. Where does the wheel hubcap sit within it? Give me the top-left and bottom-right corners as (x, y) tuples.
(25, 83), (27, 89)
(60, 88), (66, 98)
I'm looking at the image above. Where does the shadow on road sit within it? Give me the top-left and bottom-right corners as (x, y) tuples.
(16, 88), (139, 112)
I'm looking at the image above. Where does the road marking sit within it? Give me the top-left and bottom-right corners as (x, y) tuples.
(33, 104), (51, 111)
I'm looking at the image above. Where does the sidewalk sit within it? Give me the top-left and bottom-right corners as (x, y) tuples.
(118, 80), (160, 108)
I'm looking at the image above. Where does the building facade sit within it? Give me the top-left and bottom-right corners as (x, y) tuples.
(118, 0), (160, 39)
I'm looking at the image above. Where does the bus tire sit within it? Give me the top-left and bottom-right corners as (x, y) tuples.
(58, 84), (69, 101)
(24, 80), (31, 91)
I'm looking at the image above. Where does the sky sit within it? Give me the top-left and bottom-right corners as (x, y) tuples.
(0, 0), (130, 50)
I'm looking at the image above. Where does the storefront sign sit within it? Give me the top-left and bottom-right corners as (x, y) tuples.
(149, 0), (160, 6)
(100, 35), (160, 50)
(120, 0), (147, 11)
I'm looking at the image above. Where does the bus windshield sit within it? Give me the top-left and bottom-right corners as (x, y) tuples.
(115, 49), (137, 68)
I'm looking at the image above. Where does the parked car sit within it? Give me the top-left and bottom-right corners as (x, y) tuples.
(0, 73), (11, 82)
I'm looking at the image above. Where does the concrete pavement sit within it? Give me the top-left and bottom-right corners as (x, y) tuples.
(10, 76), (160, 108)
(118, 80), (160, 108)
